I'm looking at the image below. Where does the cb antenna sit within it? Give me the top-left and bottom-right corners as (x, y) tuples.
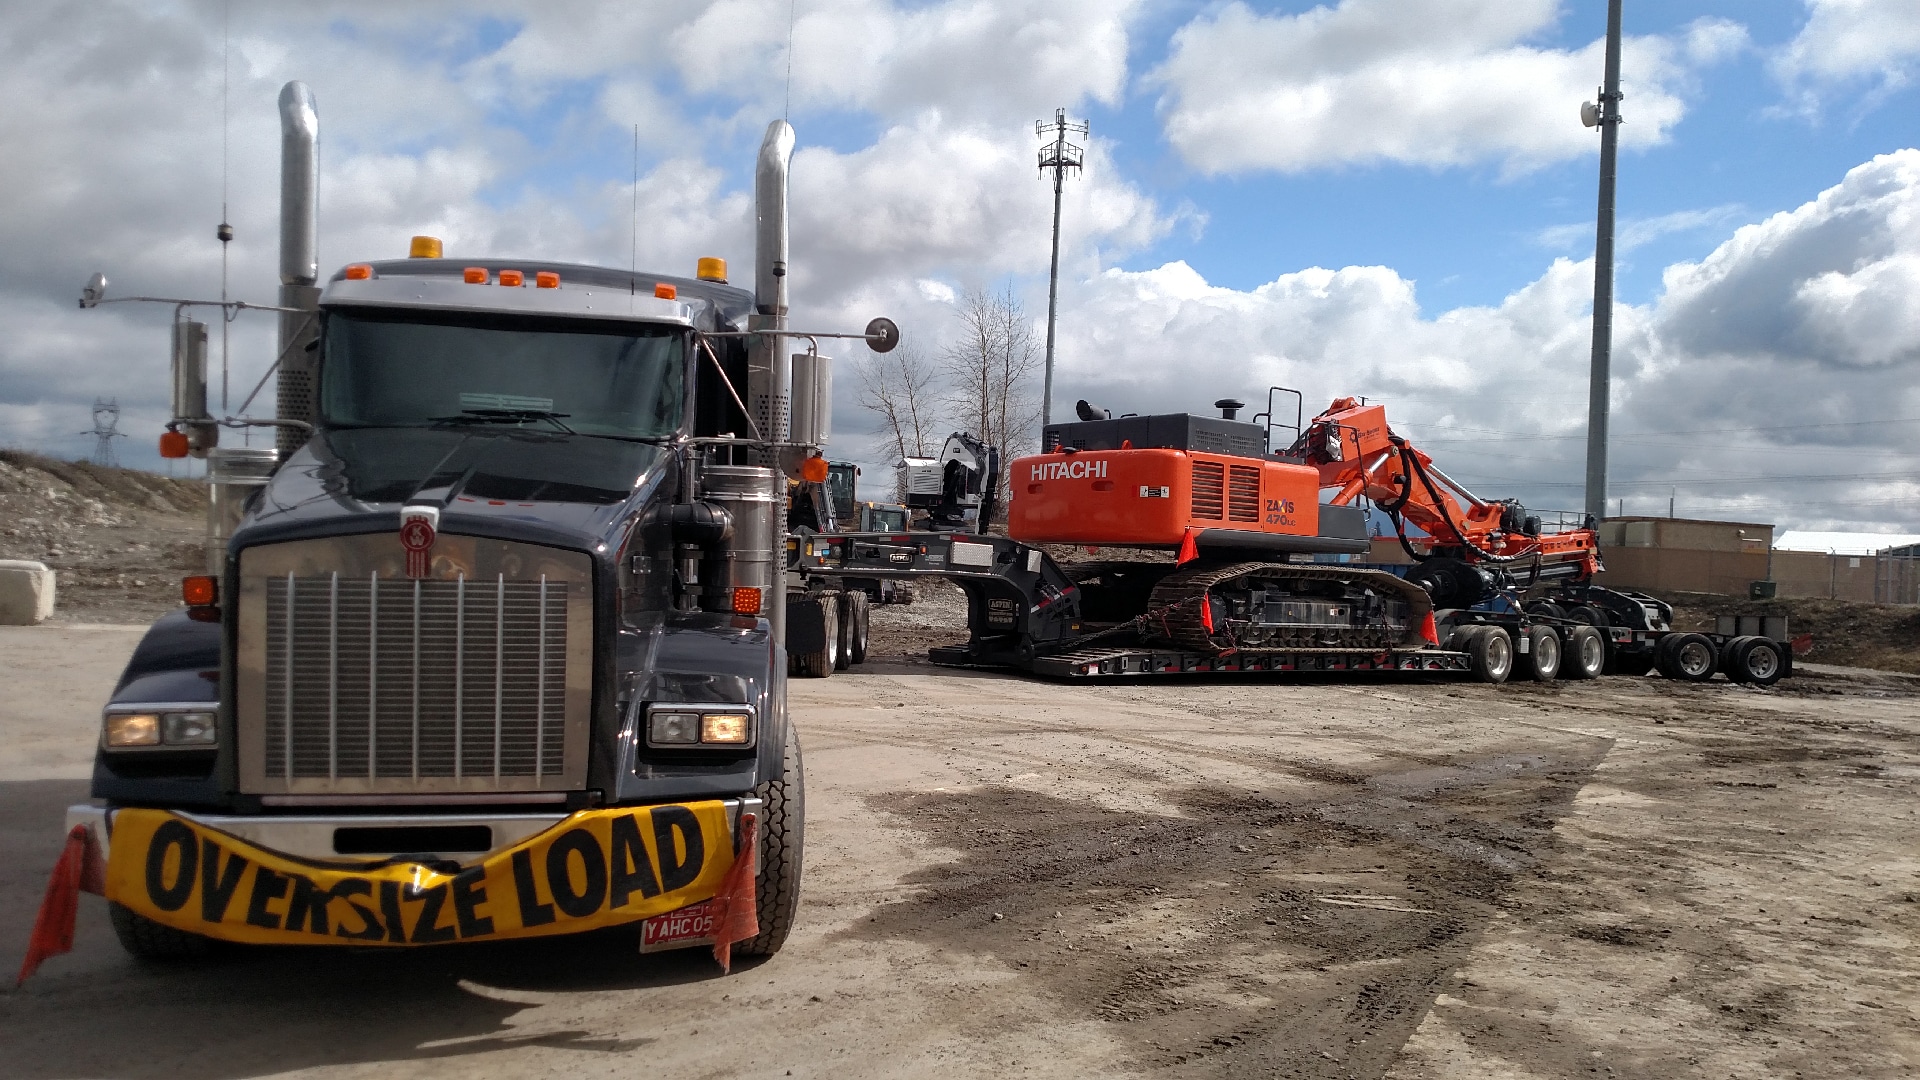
(217, 0), (233, 413)
(1036, 107), (1087, 434)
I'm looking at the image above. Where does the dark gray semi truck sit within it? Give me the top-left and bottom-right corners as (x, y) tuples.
(68, 82), (891, 963)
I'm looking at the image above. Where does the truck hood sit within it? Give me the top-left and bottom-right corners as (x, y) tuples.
(233, 426), (669, 552)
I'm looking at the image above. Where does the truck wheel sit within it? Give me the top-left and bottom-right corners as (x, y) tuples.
(110, 902), (215, 961)
(1656, 633), (1717, 682)
(736, 724), (804, 959)
(847, 591), (870, 665)
(1525, 600), (1565, 621)
(1565, 605), (1608, 627)
(1467, 626), (1513, 684)
(834, 593), (854, 671)
(1562, 626), (1606, 680)
(1724, 636), (1785, 686)
(1520, 625), (1560, 682)
(796, 600), (839, 678)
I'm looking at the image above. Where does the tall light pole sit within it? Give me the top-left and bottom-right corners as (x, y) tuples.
(1036, 108), (1087, 436)
(1582, 0), (1624, 525)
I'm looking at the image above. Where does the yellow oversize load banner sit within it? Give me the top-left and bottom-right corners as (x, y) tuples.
(105, 804), (737, 946)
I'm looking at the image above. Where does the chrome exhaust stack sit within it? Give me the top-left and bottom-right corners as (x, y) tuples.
(274, 81), (321, 457)
(745, 120), (795, 642)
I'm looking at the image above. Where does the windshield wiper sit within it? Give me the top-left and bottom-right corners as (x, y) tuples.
(430, 408), (577, 435)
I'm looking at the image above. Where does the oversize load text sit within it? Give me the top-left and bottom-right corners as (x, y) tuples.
(104, 804), (735, 946)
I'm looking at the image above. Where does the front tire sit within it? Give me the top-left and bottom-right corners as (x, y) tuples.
(736, 725), (804, 958)
(110, 902), (215, 961)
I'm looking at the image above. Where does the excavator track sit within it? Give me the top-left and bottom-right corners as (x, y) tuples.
(1143, 561), (1434, 654)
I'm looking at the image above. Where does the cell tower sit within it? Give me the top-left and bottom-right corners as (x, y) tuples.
(1036, 107), (1088, 434)
(85, 398), (125, 467)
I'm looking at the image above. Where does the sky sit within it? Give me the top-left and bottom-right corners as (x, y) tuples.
(1, 0), (1916, 533)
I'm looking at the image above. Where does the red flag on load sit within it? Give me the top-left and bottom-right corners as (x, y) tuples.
(708, 813), (761, 974)
(1419, 610), (1439, 646)
(1200, 593), (1216, 634)
(16, 824), (106, 986)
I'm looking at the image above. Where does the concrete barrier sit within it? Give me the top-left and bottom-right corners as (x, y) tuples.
(0, 560), (56, 625)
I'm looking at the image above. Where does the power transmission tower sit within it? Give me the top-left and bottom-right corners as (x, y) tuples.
(1582, 0), (1624, 524)
(1036, 108), (1087, 437)
(85, 398), (126, 467)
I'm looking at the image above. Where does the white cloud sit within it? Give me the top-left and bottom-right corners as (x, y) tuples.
(1776, 0), (1920, 88)
(1149, 0), (1736, 176)
(1044, 151), (1920, 530)
(1535, 204), (1747, 254)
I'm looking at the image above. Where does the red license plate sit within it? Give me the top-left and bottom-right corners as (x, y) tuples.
(640, 900), (717, 952)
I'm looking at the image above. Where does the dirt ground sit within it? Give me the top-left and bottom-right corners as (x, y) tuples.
(3, 620), (1916, 1078)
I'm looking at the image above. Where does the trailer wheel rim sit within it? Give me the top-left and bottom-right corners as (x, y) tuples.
(1743, 644), (1779, 681)
(1579, 632), (1604, 673)
(1487, 634), (1512, 680)
(1677, 640), (1714, 677)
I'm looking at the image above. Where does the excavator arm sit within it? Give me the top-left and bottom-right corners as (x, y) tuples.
(1299, 397), (1600, 587)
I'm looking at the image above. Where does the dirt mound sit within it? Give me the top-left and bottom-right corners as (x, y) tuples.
(0, 450), (205, 624)
(1663, 590), (1920, 675)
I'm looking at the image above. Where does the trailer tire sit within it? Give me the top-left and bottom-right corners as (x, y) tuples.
(1520, 625), (1560, 682)
(795, 601), (839, 678)
(1656, 633), (1718, 682)
(1525, 600), (1565, 621)
(834, 593), (854, 671)
(1467, 626), (1514, 684)
(736, 724), (805, 959)
(110, 902), (216, 961)
(847, 591), (870, 665)
(1724, 636), (1785, 686)
(1562, 626), (1606, 680)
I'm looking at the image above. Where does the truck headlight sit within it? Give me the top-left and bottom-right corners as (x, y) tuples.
(163, 711), (218, 745)
(645, 704), (754, 748)
(650, 712), (701, 744)
(104, 713), (161, 747)
(700, 713), (749, 744)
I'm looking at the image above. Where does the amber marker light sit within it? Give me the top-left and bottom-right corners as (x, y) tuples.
(463, 267), (489, 284)
(498, 269), (524, 287)
(535, 271), (560, 289)
(158, 430), (189, 458)
(731, 587), (763, 615)
(343, 264), (373, 280)
(701, 713), (750, 744)
(181, 575), (217, 608)
(409, 235), (443, 258)
(799, 455), (830, 483)
(654, 282), (677, 300)
(696, 257), (727, 282)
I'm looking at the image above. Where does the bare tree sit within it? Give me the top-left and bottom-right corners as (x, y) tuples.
(851, 335), (942, 500)
(941, 285), (1042, 476)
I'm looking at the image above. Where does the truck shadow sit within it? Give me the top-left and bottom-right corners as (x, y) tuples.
(1, 780), (739, 1079)
(836, 739), (1610, 1079)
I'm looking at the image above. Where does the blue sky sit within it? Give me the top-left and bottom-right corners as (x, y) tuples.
(1, 0), (1916, 531)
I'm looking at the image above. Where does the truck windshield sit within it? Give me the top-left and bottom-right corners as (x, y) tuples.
(320, 307), (686, 440)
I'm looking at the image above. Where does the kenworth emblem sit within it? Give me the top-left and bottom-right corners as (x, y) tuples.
(399, 504), (440, 579)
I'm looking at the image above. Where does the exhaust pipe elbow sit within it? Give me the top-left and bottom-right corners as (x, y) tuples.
(278, 81), (319, 288)
(754, 120), (794, 317)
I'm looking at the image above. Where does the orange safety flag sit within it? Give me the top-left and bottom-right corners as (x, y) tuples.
(708, 813), (760, 974)
(1176, 528), (1199, 565)
(1419, 610), (1439, 646)
(1200, 593), (1216, 634)
(16, 824), (106, 986)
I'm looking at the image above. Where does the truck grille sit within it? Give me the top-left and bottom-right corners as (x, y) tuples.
(264, 574), (566, 781)
(237, 534), (592, 795)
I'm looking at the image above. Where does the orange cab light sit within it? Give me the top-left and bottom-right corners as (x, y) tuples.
(731, 587), (764, 616)
(535, 271), (560, 289)
(181, 575), (218, 608)
(654, 282), (677, 300)
(696, 256), (727, 282)
(344, 264), (373, 280)
(158, 430), (189, 459)
(498, 269), (524, 287)
(463, 267), (489, 284)
(799, 455), (830, 483)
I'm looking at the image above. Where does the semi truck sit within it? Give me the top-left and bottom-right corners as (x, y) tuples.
(57, 82), (895, 967)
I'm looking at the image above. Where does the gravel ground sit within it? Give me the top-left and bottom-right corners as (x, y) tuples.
(4, 626), (1916, 1078)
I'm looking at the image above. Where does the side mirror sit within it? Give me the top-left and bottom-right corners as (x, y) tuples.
(864, 317), (900, 353)
(79, 272), (108, 309)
